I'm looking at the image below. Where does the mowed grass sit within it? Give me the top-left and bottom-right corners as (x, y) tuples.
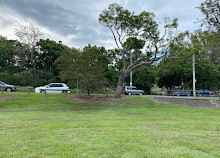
(0, 93), (220, 158)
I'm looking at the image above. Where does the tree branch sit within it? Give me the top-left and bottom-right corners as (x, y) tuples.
(109, 27), (120, 49)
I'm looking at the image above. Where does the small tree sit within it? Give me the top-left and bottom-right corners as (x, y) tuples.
(56, 45), (107, 96)
(99, 3), (177, 98)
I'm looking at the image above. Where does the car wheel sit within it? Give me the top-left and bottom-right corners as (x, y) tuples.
(62, 90), (67, 93)
(6, 88), (12, 92)
(139, 93), (143, 96)
(40, 90), (45, 93)
(128, 92), (132, 95)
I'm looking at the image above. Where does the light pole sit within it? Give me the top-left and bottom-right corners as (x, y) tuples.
(193, 54), (196, 98)
(130, 51), (132, 86)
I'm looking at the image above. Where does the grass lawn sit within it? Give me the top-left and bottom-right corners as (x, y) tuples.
(0, 93), (220, 158)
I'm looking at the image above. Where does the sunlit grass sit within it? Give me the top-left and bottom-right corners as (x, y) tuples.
(0, 93), (220, 157)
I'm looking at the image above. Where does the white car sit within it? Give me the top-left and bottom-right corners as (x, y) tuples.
(35, 83), (70, 93)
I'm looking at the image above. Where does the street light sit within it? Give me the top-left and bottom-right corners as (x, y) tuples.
(193, 54), (196, 99)
(130, 51), (132, 86)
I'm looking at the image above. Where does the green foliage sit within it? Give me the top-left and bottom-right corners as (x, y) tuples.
(198, 0), (220, 31)
(36, 39), (68, 71)
(56, 45), (108, 95)
(0, 36), (30, 73)
(133, 66), (157, 94)
(105, 66), (119, 88)
(17, 69), (56, 87)
(158, 30), (220, 90)
(0, 72), (20, 86)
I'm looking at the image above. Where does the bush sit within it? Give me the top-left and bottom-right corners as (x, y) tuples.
(0, 72), (20, 85)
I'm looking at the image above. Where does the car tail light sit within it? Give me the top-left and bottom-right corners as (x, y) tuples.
(67, 87), (70, 89)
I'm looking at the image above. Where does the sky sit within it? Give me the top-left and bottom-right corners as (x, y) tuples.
(0, 0), (204, 49)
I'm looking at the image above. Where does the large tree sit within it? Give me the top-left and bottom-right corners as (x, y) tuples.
(15, 22), (43, 67)
(15, 22), (43, 86)
(99, 3), (177, 98)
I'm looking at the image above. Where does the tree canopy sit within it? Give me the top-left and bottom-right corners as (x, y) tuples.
(56, 45), (108, 95)
(198, 0), (220, 31)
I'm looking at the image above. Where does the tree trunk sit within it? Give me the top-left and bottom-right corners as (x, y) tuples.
(31, 45), (37, 87)
(115, 71), (127, 98)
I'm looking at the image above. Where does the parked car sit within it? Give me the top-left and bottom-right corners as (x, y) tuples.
(124, 86), (144, 95)
(0, 81), (16, 92)
(35, 83), (70, 93)
(196, 89), (213, 95)
(173, 90), (190, 96)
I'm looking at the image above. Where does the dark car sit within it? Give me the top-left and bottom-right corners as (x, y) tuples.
(196, 89), (213, 95)
(0, 81), (16, 92)
(173, 90), (190, 96)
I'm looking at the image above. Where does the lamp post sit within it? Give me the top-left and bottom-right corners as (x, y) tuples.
(193, 54), (196, 99)
(130, 51), (132, 86)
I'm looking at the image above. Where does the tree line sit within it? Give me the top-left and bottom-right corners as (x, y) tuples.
(0, 0), (219, 97)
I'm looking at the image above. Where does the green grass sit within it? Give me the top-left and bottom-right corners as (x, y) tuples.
(16, 88), (35, 92)
(0, 93), (220, 157)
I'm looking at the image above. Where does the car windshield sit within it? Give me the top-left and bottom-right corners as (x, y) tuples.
(0, 81), (5, 85)
(49, 84), (63, 87)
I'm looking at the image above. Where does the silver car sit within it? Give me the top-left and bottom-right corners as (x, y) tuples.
(0, 81), (16, 92)
(124, 86), (144, 95)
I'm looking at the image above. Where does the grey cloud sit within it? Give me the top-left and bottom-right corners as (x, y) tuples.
(0, 0), (113, 47)
(0, 0), (204, 48)
(0, 0), (86, 35)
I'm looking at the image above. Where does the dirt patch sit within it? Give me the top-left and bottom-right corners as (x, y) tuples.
(152, 97), (219, 109)
(65, 94), (120, 102)
(0, 96), (12, 103)
(65, 94), (127, 110)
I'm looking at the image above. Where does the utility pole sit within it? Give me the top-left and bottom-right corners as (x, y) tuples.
(130, 51), (132, 87)
(193, 54), (196, 98)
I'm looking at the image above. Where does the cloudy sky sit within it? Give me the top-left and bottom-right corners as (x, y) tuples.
(0, 0), (204, 49)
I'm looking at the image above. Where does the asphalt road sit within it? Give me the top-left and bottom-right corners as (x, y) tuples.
(146, 95), (219, 100)
(146, 95), (220, 109)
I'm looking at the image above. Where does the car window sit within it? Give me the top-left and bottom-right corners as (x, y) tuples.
(131, 87), (137, 90)
(49, 84), (63, 87)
